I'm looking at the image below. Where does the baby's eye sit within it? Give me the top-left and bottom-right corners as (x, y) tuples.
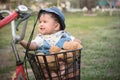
(43, 21), (47, 23)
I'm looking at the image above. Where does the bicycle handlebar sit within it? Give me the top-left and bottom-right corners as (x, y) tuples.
(0, 5), (28, 29)
(0, 5), (31, 62)
(0, 5), (30, 43)
(0, 11), (18, 29)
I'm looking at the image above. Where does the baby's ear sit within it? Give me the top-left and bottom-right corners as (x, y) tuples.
(55, 23), (60, 31)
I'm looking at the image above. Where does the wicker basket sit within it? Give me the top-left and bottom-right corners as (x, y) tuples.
(27, 49), (81, 80)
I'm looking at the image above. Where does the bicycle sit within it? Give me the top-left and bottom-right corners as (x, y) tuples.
(0, 5), (82, 80)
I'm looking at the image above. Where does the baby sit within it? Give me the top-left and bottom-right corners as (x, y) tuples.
(20, 7), (81, 53)
(20, 7), (81, 79)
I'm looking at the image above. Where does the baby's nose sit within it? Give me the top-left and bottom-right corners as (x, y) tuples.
(39, 23), (43, 27)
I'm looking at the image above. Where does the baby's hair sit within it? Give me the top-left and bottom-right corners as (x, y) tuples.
(39, 11), (63, 30)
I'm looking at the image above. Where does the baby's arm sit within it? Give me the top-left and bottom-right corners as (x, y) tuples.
(20, 40), (38, 51)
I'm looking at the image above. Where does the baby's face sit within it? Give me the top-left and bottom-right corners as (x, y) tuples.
(38, 14), (60, 35)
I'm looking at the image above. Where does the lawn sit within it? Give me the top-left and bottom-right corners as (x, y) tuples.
(65, 13), (120, 80)
(0, 12), (120, 80)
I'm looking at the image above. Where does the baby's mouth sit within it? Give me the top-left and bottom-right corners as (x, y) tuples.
(40, 28), (44, 30)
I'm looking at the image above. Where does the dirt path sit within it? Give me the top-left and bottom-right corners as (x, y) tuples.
(0, 48), (15, 80)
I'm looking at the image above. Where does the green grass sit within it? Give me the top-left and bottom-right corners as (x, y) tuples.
(0, 12), (120, 80)
(65, 13), (120, 80)
(81, 24), (120, 80)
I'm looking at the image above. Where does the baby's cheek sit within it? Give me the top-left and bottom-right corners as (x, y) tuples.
(38, 28), (40, 33)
